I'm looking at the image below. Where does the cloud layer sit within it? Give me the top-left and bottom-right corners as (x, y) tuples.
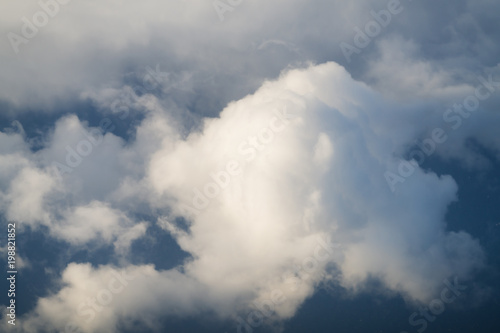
(2, 0), (500, 332)
(1, 61), (492, 332)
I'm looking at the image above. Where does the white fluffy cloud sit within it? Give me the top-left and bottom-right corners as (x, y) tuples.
(1, 61), (492, 332)
(147, 61), (485, 304)
(0, 116), (146, 251)
(2, 0), (500, 331)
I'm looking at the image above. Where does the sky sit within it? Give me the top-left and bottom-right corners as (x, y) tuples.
(0, 0), (499, 332)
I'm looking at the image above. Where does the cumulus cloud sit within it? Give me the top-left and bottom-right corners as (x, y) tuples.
(0, 116), (146, 252)
(149, 62), (485, 304)
(1, 61), (491, 332)
(2, 0), (500, 331)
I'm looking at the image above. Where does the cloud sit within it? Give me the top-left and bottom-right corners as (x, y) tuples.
(2, 2), (500, 330)
(0, 116), (147, 252)
(1, 61), (490, 332)
(5, 167), (55, 226)
(149, 61), (484, 303)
